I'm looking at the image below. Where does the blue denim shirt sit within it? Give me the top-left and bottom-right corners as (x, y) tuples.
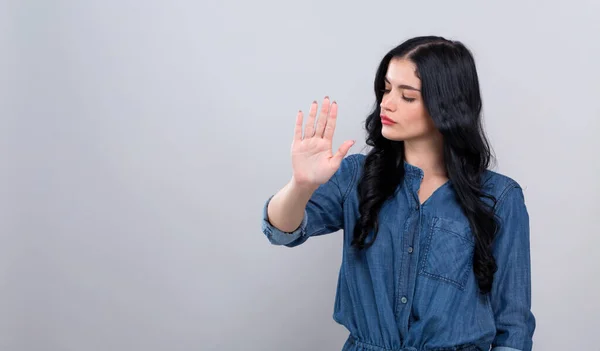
(261, 153), (535, 351)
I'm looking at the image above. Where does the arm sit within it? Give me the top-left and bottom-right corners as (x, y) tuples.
(266, 178), (320, 234)
(490, 185), (536, 351)
(261, 154), (357, 247)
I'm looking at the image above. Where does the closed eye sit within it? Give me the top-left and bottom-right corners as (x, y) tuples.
(403, 96), (416, 102)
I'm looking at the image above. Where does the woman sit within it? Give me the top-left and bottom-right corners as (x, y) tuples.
(261, 36), (535, 351)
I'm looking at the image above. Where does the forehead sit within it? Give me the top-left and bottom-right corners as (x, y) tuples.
(385, 58), (421, 88)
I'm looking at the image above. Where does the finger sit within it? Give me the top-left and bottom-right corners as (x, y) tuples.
(332, 140), (355, 166)
(294, 110), (303, 141)
(323, 101), (337, 140)
(315, 96), (330, 138)
(304, 100), (318, 138)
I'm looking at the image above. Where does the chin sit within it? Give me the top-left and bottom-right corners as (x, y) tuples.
(381, 127), (407, 142)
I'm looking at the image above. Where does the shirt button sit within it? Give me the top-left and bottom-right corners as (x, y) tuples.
(415, 203), (420, 210)
(408, 247), (413, 254)
(401, 296), (408, 304)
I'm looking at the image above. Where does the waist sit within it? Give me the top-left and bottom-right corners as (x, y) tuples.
(344, 335), (481, 351)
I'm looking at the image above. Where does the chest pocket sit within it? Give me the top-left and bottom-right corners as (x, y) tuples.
(419, 217), (474, 290)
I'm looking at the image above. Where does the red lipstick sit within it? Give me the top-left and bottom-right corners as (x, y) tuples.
(380, 115), (396, 125)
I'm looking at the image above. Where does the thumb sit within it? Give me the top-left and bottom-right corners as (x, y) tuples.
(331, 140), (355, 167)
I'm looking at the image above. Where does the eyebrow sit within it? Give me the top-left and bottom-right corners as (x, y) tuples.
(384, 77), (421, 91)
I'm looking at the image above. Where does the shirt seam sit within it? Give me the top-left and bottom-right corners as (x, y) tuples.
(338, 154), (359, 203)
(494, 181), (521, 213)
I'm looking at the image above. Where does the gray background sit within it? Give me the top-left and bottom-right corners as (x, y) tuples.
(2, 0), (599, 350)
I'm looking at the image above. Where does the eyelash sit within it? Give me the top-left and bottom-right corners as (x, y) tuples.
(381, 89), (416, 102)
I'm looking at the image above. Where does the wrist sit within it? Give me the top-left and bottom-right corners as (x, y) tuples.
(289, 176), (320, 194)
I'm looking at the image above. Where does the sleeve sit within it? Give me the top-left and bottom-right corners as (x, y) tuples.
(261, 154), (358, 248)
(490, 184), (536, 351)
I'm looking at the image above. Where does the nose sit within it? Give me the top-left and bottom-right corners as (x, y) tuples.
(380, 95), (395, 112)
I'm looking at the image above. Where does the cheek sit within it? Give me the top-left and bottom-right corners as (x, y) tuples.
(399, 104), (431, 128)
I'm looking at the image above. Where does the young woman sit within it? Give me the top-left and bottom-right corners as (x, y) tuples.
(261, 36), (535, 351)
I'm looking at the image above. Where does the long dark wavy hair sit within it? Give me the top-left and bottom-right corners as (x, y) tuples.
(352, 36), (499, 294)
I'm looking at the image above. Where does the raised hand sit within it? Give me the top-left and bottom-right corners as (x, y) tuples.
(291, 97), (355, 188)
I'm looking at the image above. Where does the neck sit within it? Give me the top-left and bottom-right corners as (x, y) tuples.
(403, 134), (446, 178)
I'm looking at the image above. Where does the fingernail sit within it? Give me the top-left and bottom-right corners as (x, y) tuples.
(332, 101), (337, 105)
(324, 96), (329, 100)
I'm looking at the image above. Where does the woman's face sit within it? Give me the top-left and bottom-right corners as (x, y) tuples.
(379, 58), (438, 142)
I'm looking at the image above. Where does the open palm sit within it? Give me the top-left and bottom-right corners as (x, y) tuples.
(291, 97), (354, 187)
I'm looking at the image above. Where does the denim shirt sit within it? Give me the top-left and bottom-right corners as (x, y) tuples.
(261, 153), (535, 351)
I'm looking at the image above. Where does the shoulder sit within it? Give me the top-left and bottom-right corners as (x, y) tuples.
(483, 172), (531, 245)
(336, 153), (365, 179)
(331, 153), (365, 198)
(344, 152), (366, 166)
(481, 170), (522, 201)
(481, 170), (528, 218)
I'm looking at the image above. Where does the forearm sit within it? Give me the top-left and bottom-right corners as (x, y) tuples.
(266, 177), (318, 233)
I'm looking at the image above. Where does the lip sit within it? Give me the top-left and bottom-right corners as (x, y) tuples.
(380, 115), (396, 125)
